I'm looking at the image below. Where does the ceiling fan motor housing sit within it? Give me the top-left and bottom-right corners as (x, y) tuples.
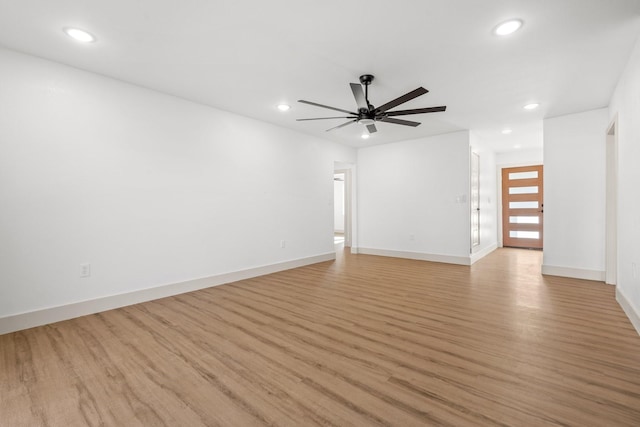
(359, 74), (374, 85)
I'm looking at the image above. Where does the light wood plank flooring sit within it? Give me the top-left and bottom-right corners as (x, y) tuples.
(2, 248), (640, 426)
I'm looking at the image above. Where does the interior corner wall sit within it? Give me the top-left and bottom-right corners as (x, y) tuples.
(609, 35), (640, 334)
(542, 108), (609, 280)
(357, 131), (471, 264)
(0, 47), (356, 324)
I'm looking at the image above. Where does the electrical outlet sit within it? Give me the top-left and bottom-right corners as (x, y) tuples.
(409, 234), (415, 241)
(280, 240), (286, 249)
(633, 262), (638, 279)
(80, 263), (91, 278)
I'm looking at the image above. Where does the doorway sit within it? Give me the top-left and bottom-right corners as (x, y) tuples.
(334, 169), (352, 249)
(501, 165), (544, 249)
(334, 172), (346, 246)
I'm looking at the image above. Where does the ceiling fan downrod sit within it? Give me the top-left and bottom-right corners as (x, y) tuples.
(359, 74), (374, 111)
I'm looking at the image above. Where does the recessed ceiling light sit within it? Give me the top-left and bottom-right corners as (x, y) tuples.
(502, 128), (512, 135)
(361, 134), (370, 140)
(63, 27), (96, 43)
(514, 144), (522, 149)
(494, 19), (523, 36)
(523, 103), (540, 110)
(277, 104), (291, 112)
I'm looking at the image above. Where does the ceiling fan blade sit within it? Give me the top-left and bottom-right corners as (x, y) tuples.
(367, 124), (377, 133)
(379, 117), (421, 127)
(296, 116), (356, 121)
(385, 106), (447, 116)
(298, 100), (357, 115)
(326, 119), (357, 132)
(374, 87), (429, 114)
(350, 83), (368, 111)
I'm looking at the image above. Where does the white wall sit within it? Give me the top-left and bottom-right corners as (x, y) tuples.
(542, 108), (609, 280)
(357, 131), (471, 263)
(469, 132), (498, 258)
(609, 36), (640, 333)
(496, 148), (543, 167)
(0, 47), (356, 322)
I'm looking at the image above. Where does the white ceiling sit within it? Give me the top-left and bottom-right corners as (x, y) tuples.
(1, 0), (639, 150)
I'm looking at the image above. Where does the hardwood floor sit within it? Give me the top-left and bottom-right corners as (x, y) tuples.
(2, 248), (640, 426)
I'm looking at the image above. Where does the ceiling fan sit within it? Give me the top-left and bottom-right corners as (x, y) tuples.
(297, 74), (446, 134)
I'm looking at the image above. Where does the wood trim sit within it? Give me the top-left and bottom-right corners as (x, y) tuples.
(506, 208), (541, 216)
(504, 223), (540, 232)
(508, 193), (541, 202)
(503, 165), (541, 173)
(507, 178), (540, 187)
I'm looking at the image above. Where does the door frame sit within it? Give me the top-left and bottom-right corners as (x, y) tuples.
(605, 115), (618, 285)
(496, 161), (543, 248)
(470, 151), (480, 252)
(334, 168), (352, 248)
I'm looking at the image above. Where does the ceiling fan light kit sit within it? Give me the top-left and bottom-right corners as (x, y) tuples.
(297, 74), (446, 135)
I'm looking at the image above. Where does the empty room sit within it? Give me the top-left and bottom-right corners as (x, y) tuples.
(2, 1), (640, 425)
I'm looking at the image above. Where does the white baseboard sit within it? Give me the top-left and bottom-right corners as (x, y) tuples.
(616, 287), (640, 337)
(0, 252), (335, 336)
(470, 243), (498, 265)
(358, 247), (470, 266)
(541, 264), (606, 282)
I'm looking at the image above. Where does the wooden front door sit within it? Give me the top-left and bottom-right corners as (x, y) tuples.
(502, 165), (544, 249)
